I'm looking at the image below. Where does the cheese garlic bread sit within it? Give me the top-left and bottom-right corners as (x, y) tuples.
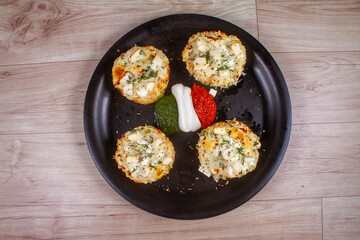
(115, 126), (175, 184)
(197, 120), (260, 182)
(112, 46), (170, 104)
(182, 31), (246, 88)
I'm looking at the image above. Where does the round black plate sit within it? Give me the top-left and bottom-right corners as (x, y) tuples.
(84, 14), (291, 219)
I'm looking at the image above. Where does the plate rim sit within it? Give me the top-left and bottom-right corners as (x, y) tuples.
(83, 13), (292, 219)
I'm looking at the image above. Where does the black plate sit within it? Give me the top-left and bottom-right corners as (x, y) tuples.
(84, 14), (291, 219)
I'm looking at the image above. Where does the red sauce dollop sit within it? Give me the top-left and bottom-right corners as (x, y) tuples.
(191, 84), (217, 129)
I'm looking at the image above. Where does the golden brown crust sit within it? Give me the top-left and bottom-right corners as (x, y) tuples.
(112, 46), (170, 105)
(196, 119), (261, 182)
(182, 31), (246, 88)
(115, 125), (175, 184)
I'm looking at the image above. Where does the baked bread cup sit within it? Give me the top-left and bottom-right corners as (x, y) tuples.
(197, 120), (260, 182)
(115, 126), (175, 184)
(182, 31), (246, 88)
(112, 46), (170, 104)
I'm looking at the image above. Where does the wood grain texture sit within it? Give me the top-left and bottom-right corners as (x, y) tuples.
(0, 60), (94, 105)
(0, 124), (358, 206)
(0, 199), (322, 240)
(254, 122), (360, 201)
(0, 0), (257, 65)
(323, 196), (360, 240)
(257, 0), (360, 52)
(0, 60), (94, 134)
(1, 0), (360, 239)
(271, 52), (360, 124)
(0, 132), (124, 206)
(1, 51), (359, 134)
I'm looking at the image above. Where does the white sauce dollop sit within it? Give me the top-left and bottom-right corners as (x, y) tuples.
(171, 84), (201, 132)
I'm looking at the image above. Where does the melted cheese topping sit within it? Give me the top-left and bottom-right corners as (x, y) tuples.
(112, 46), (170, 105)
(182, 31), (246, 88)
(115, 126), (175, 184)
(196, 120), (261, 182)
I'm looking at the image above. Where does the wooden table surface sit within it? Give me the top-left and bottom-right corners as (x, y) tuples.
(1, 0), (360, 239)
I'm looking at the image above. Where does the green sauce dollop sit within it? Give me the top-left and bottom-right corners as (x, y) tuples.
(154, 95), (180, 134)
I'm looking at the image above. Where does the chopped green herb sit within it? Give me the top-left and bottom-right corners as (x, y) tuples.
(216, 64), (234, 72)
(136, 67), (157, 82)
(205, 52), (211, 64)
(223, 139), (230, 144)
(237, 146), (245, 156)
(216, 66), (224, 71)
(254, 141), (259, 146)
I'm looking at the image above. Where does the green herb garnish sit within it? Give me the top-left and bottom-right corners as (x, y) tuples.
(223, 139), (230, 144)
(136, 67), (157, 82)
(205, 52), (211, 64)
(237, 146), (245, 156)
(216, 65), (234, 72)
